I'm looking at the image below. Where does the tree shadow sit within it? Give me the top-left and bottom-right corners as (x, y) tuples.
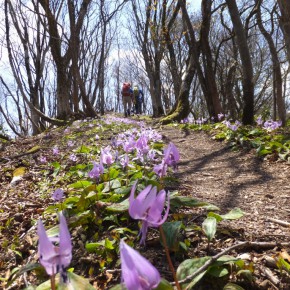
(174, 143), (273, 211)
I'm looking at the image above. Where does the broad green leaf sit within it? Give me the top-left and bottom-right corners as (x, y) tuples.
(7, 263), (41, 286)
(207, 212), (223, 222)
(256, 147), (272, 156)
(220, 208), (244, 220)
(86, 241), (105, 252)
(155, 278), (174, 290)
(76, 145), (91, 153)
(36, 272), (95, 290)
(223, 282), (245, 290)
(105, 238), (115, 250)
(106, 198), (129, 212)
(207, 266), (228, 277)
(185, 272), (207, 290)
(109, 167), (120, 179)
(103, 179), (121, 192)
(68, 180), (92, 189)
(51, 161), (61, 177)
(170, 195), (216, 210)
(236, 269), (253, 281)
(277, 258), (290, 273)
(161, 221), (182, 252)
(45, 225), (60, 238)
(202, 217), (217, 241)
(109, 284), (123, 290)
(177, 257), (210, 289)
(111, 227), (138, 235)
(216, 255), (240, 264)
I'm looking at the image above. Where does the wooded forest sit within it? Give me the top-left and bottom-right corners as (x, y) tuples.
(1, 0), (290, 137)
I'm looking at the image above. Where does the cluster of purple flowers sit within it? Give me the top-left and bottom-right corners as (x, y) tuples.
(37, 117), (181, 289)
(87, 127), (173, 183)
(222, 120), (241, 131)
(256, 115), (282, 131)
(153, 142), (180, 178)
(263, 120), (282, 131)
(180, 117), (207, 125)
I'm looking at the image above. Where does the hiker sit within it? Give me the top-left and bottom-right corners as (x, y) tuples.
(121, 82), (133, 117)
(133, 85), (144, 115)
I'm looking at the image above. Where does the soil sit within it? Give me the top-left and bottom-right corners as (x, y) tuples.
(0, 118), (290, 290)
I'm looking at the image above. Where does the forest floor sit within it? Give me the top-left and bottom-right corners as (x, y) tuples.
(0, 115), (290, 290)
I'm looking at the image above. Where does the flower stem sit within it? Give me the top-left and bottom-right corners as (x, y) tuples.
(159, 225), (181, 290)
(50, 274), (56, 290)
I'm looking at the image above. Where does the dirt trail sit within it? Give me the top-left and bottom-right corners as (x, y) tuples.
(159, 125), (290, 241)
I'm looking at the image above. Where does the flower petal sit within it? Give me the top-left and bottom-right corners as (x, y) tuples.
(120, 240), (160, 290)
(129, 184), (155, 219)
(59, 213), (72, 270)
(148, 190), (170, 227)
(37, 220), (58, 276)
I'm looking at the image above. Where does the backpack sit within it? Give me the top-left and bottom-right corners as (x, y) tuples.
(122, 83), (131, 97)
(133, 86), (139, 97)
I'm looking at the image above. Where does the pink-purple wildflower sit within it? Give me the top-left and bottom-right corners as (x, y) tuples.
(129, 182), (170, 245)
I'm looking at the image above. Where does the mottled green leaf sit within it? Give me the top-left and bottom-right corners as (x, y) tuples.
(106, 198), (129, 212)
(36, 272), (94, 289)
(68, 180), (92, 189)
(202, 217), (217, 241)
(223, 282), (245, 290)
(161, 221), (182, 252)
(220, 208), (244, 220)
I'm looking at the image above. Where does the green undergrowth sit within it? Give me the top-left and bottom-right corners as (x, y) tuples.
(3, 115), (290, 290)
(176, 121), (290, 163)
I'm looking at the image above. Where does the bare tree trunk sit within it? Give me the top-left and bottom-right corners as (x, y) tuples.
(256, 0), (286, 125)
(160, 55), (194, 124)
(132, 0), (165, 117)
(200, 0), (222, 119)
(226, 0), (254, 125)
(277, 0), (290, 65)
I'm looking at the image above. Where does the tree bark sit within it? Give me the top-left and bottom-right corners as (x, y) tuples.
(256, 0), (286, 125)
(160, 55), (194, 124)
(226, 0), (254, 125)
(200, 0), (223, 120)
(277, 0), (290, 65)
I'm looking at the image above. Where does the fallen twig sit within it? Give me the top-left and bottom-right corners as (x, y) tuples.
(174, 241), (290, 287)
(266, 218), (290, 227)
(262, 266), (280, 286)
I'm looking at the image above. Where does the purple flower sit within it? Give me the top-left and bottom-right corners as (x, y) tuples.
(67, 140), (74, 147)
(120, 239), (161, 290)
(69, 154), (77, 162)
(136, 135), (149, 154)
(123, 137), (136, 153)
(147, 149), (156, 161)
(52, 146), (59, 155)
(88, 161), (104, 179)
(37, 212), (72, 276)
(163, 142), (180, 171)
(39, 156), (47, 163)
(263, 120), (282, 131)
(153, 160), (168, 178)
(52, 188), (64, 202)
(218, 113), (224, 121)
(120, 154), (129, 168)
(100, 146), (114, 166)
(256, 115), (263, 126)
(95, 134), (100, 140)
(129, 182), (170, 245)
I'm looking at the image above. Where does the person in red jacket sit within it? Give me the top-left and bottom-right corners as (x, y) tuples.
(121, 83), (133, 117)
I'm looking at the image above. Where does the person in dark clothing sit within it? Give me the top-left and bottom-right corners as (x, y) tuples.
(132, 85), (144, 114)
